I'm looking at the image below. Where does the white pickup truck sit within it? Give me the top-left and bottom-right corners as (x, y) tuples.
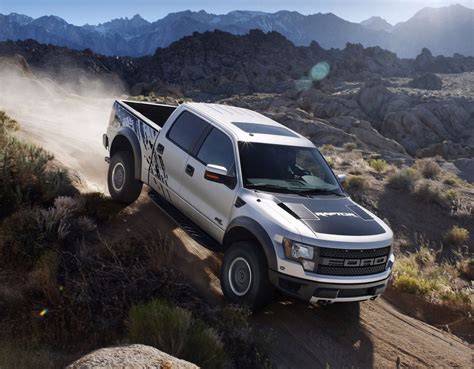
(103, 100), (394, 308)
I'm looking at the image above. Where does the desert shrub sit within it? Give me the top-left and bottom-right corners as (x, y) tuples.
(343, 142), (357, 152)
(392, 246), (472, 312)
(182, 320), (227, 369)
(80, 192), (123, 223)
(415, 158), (441, 179)
(128, 299), (227, 368)
(325, 157), (335, 169)
(0, 115), (73, 217)
(0, 341), (57, 369)
(457, 257), (474, 280)
(388, 167), (419, 191)
(213, 305), (272, 369)
(320, 144), (335, 154)
(0, 197), (97, 268)
(0, 208), (47, 266)
(368, 158), (388, 173)
(344, 175), (370, 193)
(444, 226), (469, 247)
(413, 180), (447, 206)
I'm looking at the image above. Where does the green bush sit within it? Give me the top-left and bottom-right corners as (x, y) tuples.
(368, 158), (388, 173)
(81, 192), (123, 223)
(415, 158), (441, 179)
(128, 299), (227, 368)
(388, 167), (419, 191)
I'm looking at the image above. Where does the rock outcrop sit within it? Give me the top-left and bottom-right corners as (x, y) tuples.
(67, 344), (198, 369)
(408, 73), (443, 90)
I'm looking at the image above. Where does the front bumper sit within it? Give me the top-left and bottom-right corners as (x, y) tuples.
(268, 269), (391, 302)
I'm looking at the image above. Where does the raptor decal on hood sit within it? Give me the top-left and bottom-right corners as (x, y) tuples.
(275, 194), (385, 236)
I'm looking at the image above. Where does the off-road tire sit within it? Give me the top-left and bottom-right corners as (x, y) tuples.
(221, 241), (273, 309)
(107, 150), (142, 204)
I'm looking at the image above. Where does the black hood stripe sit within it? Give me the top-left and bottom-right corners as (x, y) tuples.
(274, 194), (385, 236)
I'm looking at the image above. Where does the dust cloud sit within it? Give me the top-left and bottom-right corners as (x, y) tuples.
(0, 64), (125, 192)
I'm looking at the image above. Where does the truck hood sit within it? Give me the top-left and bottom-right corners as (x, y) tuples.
(266, 193), (386, 237)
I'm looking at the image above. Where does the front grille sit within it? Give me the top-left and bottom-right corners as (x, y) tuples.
(315, 246), (390, 276)
(316, 264), (387, 276)
(318, 246), (390, 259)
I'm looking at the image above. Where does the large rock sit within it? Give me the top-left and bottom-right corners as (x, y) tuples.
(407, 73), (443, 90)
(67, 344), (199, 369)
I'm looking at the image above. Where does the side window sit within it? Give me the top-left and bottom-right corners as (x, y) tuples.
(197, 128), (235, 174)
(167, 111), (208, 153)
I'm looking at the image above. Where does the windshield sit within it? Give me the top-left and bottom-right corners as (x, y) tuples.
(238, 142), (344, 196)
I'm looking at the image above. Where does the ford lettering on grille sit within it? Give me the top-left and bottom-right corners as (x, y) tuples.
(320, 256), (387, 267)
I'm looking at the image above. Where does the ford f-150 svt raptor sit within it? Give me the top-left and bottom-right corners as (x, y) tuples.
(103, 100), (394, 308)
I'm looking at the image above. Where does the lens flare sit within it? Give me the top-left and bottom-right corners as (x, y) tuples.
(295, 77), (313, 91)
(309, 62), (330, 81)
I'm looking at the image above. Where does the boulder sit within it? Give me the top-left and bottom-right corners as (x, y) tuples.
(67, 344), (199, 369)
(407, 73), (443, 90)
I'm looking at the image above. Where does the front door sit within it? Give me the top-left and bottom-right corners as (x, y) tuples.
(179, 127), (238, 242)
(148, 111), (208, 205)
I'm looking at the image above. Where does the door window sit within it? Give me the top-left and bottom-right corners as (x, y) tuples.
(167, 111), (208, 153)
(197, 128), (235, 174)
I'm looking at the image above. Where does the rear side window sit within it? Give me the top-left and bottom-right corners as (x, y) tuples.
(197, 128), (235, 173)
(167, 111), (208, 153)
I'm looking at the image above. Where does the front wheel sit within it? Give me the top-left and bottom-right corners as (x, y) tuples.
(107, 151), (142, 204)
(221, 241), (273, 309)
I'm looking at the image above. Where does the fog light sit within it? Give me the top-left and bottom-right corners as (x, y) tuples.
(301, 260), (316, 271)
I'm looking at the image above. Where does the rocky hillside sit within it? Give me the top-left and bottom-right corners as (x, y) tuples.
(1, 30), (474, 99)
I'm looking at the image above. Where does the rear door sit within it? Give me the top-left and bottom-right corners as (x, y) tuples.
(149, 111), (208, 205)
(179, 126), (238, 242)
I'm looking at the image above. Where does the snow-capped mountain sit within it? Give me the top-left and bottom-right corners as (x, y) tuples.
(0, 5), (472, 57)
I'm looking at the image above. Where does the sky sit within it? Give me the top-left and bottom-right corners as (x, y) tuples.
(0, 0), (472, 25)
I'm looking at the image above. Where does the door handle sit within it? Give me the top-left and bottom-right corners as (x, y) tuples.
(157, 143), (164, 154)
(185, 164), (194, 176)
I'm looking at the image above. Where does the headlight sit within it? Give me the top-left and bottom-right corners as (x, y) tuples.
(283, 238), (317, 271)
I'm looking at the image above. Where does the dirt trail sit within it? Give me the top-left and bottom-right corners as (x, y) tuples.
(112, 192), (472, 369)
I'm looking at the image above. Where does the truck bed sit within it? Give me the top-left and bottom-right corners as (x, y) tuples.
(121, 100), (177, 128)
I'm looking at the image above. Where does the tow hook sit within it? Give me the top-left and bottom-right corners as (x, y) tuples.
(105, 156), (110, 163)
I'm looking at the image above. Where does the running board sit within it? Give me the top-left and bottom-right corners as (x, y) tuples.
(148, 190), (222, 252)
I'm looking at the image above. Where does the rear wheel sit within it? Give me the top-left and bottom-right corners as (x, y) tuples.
(221, 241), (273, 309)
(107, 150), (142, 204)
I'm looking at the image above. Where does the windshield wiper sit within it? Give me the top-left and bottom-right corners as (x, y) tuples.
(245, 183), (294, 193)
(291, 188), (346, 197)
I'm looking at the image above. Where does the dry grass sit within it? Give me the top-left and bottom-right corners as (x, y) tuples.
(415, 158), (441, 179)
(392, 246), (472, 312)
(344, 175), (371, 193)
(388, 167), (420, 191)
(412, 180), (448, 207)
(343, 142), (357, 152)
(444, 226), (470, 247)
(367, 158), (388, 173)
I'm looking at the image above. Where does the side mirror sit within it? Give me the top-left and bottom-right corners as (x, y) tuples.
(204, 164), (236, 188)
(337, 174), (346, 184)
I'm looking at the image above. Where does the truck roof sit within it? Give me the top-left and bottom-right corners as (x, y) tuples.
(184, 102), (314, 147)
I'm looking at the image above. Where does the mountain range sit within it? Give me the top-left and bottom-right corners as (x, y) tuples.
(0, 4), (472, 57)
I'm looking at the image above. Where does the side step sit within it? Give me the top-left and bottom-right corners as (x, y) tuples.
(149, 190), (222, 252)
